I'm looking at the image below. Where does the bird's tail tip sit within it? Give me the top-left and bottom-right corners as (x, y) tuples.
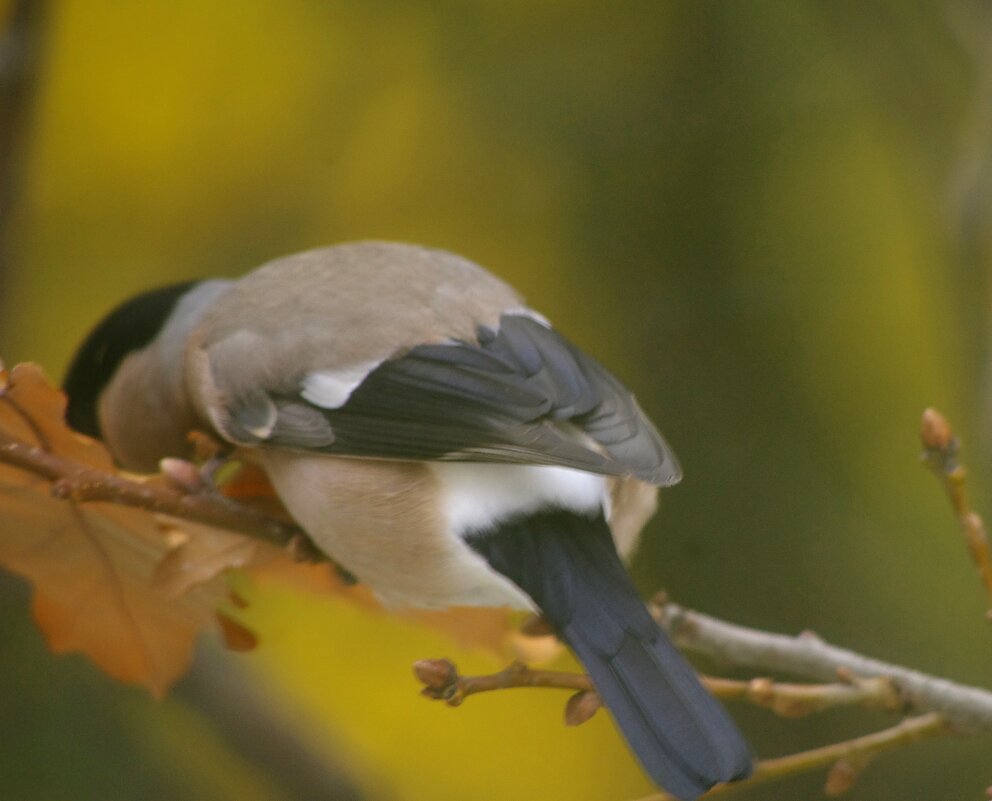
(569, 628), (752, 799)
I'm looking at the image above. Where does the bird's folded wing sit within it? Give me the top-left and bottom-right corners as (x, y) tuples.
(209, 315), (681, 486)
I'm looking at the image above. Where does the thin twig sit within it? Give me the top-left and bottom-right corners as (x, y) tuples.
(413, 659), (904, 718)
(710, 674), (904, 718)
(920, 407), (992, 617)
(0, 428), (308, 550)
(414, 658), (593, 705)
(653, 600), (992, 732)
(414, 658), (604, 726)
(635, 713), (948, 800)
(414, 658), (952, 795)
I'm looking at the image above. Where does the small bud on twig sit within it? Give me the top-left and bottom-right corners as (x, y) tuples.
(160, 457), (210, 492)
(919, 408), (992, 616)
(920, 408), (954, 452)
(564, 690), (602, 726)
(413, 658), (459, 701)
(824, 758), (863, 795)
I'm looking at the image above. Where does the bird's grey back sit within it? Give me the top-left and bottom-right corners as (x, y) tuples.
(195, 241), (523, 400)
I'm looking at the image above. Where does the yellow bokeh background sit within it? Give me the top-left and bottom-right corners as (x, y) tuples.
(2, 2), (991, 799)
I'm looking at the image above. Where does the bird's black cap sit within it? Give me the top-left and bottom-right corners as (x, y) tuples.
(63, 281), (199, 438)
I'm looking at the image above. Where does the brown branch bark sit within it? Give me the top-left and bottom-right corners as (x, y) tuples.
(920, 407), (992, 615)
(636, 713), (948, 800)
(654, 600), (992, 733)
(0, 428), (308, 550)
(413, 658), (904, 719)
(412, 655), (956, 796)
(414, 658), (594, 704)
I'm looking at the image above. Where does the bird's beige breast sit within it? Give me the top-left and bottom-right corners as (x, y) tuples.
(254, 451), (530, 609)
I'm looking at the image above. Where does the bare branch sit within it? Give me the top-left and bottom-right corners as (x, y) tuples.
(0, 428), (309, 552)
(414, 657), (955, 797)
(414, 658), (593, 704)
(636, 713), (948, 800)
(414, 658), (905, 719)
(654, 600), (992, 732)
(710, 674), (903, 718)
(920, 407), (992, 616)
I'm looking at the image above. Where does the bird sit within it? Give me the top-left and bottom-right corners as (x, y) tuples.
(63, 241), (752, 799)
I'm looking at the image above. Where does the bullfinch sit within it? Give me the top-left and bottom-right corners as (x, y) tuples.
(63, 241), (751, 799)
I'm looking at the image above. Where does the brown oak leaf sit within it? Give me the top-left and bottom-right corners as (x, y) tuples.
(0, 363), (274, 695)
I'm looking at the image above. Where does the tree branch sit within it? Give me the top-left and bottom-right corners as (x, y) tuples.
(413, 658), (904, 720)
(412, 639), (969, 796)
(653, 600), (992, 732)
(0, 427), (309, 552)
(636, 713), (948, 800)
(707, 674), (904, 718)
(920, 407), (992, 616)
(415, 658), (594, 703)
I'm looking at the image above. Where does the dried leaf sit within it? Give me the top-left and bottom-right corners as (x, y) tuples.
(216, 460), (294, 520)
(0, 363), (113, 469)
(152, 518), (270, 597)
(216, 610), (258, 652)
(0, 364), (235, 695)
(229, 588), (249, 609)
(0, 481), (211, 696)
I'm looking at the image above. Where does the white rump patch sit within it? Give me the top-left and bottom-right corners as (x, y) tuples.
(431, 462), (608, 536)
(301, 360), (381, 409)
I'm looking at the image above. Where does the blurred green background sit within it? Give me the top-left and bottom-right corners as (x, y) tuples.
(1, 1), (991, 799)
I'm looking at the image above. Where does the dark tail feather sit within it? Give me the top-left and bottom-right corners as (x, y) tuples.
(468, 510), (752, 800)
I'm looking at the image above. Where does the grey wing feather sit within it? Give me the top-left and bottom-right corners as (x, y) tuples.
(226, 315), (681, 486)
